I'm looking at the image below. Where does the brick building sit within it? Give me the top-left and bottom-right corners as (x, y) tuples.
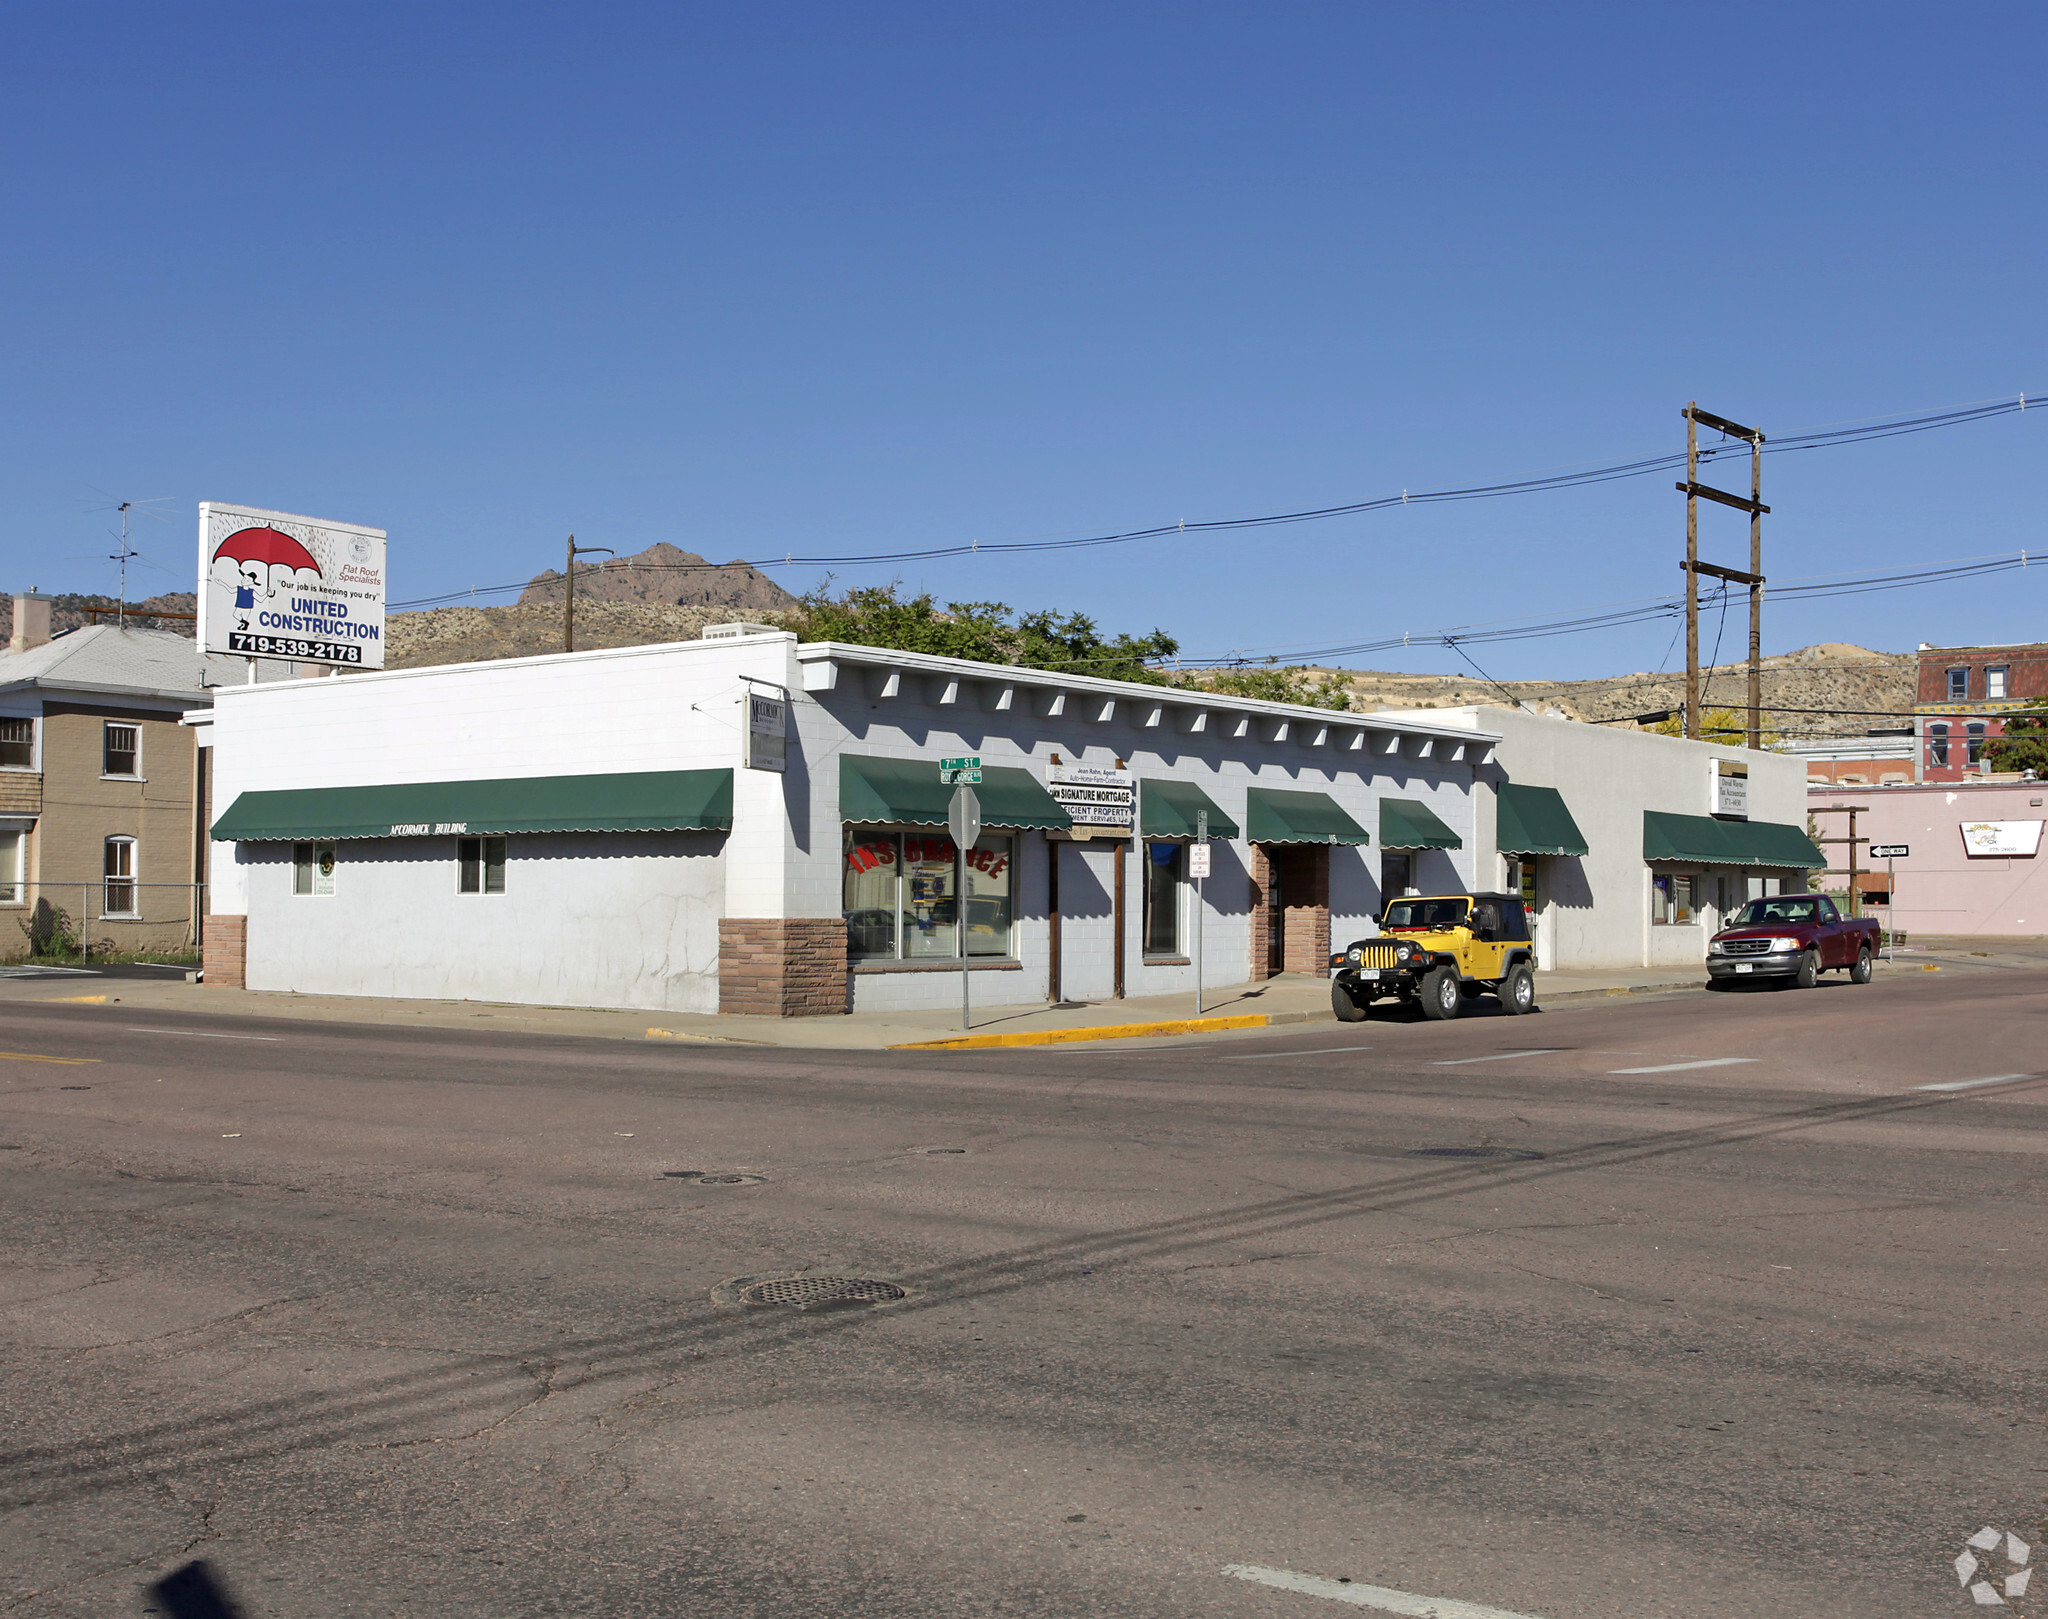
(1915, 640), (2048, 782)
(0, 591), (269, 959)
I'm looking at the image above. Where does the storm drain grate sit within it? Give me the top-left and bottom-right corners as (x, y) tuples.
(1406, 1146), (1547, 1161)
(739, 1277), (907, 1309)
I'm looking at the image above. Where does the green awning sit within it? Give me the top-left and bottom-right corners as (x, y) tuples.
(1380, 797), (1462, 851)
(1642, 811), (1826, 868)
(840, 755), (1072, 830)
(1244, 787), (1370, 846)
(1138, 779), (1240, 840)
(1496, 783), (1589, 857)
(211, 769), (734, 842)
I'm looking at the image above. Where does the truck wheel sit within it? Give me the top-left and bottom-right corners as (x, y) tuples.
(1850, 945), (1874, 985)
(1499, 963), (1536, 1015)
(1420, 967), (1463, 1021)
(1331, 980), (1370, 1023)
(1794, 949), (1819, 990)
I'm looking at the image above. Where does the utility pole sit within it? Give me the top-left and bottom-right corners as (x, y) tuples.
(1677, 405), (1769, 744)
(562, 535), (615, 653)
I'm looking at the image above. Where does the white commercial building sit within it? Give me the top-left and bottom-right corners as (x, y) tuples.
(196, 628), (1499, 1016)
(1379, 705), (1822, 971)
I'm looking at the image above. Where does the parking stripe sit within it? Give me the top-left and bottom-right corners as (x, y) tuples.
(1606, 1058), (1758, 1074)
(1433, 1049), (1561, 1066)
(1914, 1073), (2034, 1092)
(1226, 1045), (1374, 1060)
(1222, 1564), (1550, 1618)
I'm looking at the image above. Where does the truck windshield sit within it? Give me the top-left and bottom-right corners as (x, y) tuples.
(1383, 898), (1470, 931)
(1733, 896), (1823, 926)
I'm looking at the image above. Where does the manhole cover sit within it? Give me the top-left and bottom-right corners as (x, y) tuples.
(1405, 1146), (1546, 1161)
(739, 1276), (907, 1309)
(662, 1171), (767, 1186)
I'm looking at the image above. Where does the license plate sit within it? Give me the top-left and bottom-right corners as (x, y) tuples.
(1734, 963), (1753, 974)
(1355, 968), (1381, 981)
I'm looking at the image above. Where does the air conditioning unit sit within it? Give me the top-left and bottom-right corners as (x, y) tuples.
(701, 622), (783, 640)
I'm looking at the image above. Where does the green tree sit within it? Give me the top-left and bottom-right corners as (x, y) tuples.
(786, 581), (1178, 684)
(1649, 706), (1784, 747)
(1983, 710), (2048, 774)
(1181, 665), (1356, 710)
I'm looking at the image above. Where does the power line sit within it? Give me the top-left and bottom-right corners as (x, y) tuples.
(389, 391), (2043, 610)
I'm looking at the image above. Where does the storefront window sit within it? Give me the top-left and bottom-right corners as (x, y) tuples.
(293, 841), (336, 897)
(843, 829), (1015, 961)
(1652, 872), (1694, 925)
(1143, 841), (1182, 957)
(1382, 851), (1413, 900)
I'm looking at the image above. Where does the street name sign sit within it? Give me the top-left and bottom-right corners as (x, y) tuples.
(940, 756), (982, 785)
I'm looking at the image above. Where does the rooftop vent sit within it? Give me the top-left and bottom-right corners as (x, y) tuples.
(701, 622), (783, 640)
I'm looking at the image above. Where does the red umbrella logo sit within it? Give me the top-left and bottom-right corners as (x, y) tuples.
(212, 526), (322, 579)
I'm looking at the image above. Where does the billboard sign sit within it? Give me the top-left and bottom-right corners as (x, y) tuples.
(1048, 759), (1134, 832)
(197, 502), (386, 668)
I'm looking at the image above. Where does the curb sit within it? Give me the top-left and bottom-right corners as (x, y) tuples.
(892, 1010), (1311, 1051)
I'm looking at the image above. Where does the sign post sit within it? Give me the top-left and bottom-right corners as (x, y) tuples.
(949, 782), (981, 1031)
(1869, 844), (1910, 953)
(1191, 809), (1210, 1015)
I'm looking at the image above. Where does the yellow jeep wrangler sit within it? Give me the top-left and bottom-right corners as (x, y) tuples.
(1328, 892), (1537, 1022)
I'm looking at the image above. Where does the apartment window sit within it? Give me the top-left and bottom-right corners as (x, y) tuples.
(0, 718), (30, 769)
(1652, 872), (1695, 925)
(103, 837), (137, 916)
(842, 828), (1015, 960)
(1142, 841), (1184, 957)
(1967, 722), (1987, 766)
(1946, 667), (1969, 701)
(292, 841), (336, 896)
(1987, 665), (2010, 699)
(1929, 723), (1950, 767)
(458, 836), (507, 894)
(103, 722), (139, 778)
(0, 830), (20, 903)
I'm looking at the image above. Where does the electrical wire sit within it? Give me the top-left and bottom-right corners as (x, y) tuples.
(389, 391), (2043, 610)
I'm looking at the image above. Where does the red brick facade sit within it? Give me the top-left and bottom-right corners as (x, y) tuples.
(718, 917), (850, 1016)
(1916, 642), (2048, 782)
(202, 914), (246, 988)
(1248, 844), (1330, 979)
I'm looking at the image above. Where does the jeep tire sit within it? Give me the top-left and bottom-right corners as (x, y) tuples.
(1331, 980), (1370, 1023)
(1420, 966), (1463, 1021)
(1499, 962), (1536, 1015)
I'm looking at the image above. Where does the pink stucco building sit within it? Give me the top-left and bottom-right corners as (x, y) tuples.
(1808, 780), (2048, 936)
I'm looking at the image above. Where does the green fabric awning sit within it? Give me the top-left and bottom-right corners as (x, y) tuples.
(1380, 797), (1462, 851)
(1244, 787), (1370, 846)
(1642, 811), (1826, 868)
(1496, 783), (1589, 857)
(1138, 779), (1240, 840)
(211, 769), (734, 842)
(840, 755), (1072, 830)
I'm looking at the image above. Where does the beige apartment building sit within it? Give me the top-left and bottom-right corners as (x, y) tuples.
(0, 592), (268, 959)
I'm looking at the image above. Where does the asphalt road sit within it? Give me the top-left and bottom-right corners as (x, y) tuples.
(0, 971), (2042, 1619)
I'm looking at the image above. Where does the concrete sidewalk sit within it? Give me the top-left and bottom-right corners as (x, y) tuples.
(0, 961), (1739, 1051)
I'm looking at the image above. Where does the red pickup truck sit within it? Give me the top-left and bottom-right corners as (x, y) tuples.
(1706, 894), (1882, 989)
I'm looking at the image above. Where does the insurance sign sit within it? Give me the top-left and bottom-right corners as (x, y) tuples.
(197, 502), (386, 668)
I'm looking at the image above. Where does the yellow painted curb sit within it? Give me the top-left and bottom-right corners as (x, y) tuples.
(893, 1013), (1274, 1051)
(40, 995), (107, 1005)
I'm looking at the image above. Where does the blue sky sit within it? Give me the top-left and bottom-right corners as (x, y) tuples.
(4, 2), (2042, 679)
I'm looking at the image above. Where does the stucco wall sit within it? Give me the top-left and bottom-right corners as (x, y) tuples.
(1807, 782), (2048, 936)
(240, 830), (725, 1011)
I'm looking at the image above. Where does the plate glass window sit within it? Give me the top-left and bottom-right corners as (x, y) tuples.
(458, 836), (506, 894)
(1142, 841), (1183, 957)
(103, 722), (138, 778)
(103, 836), (137, 915)
(1986, 665), (2010, 699)
(1947, 667), (1970, 701)
(292, 841), (336, 896)
(0, 830), (20, 903)
(0, 718), (30, 768)
(843, 828), (1014, 960)
(1652, 872), (1694, 925)
(1382, 851), (1413, 901)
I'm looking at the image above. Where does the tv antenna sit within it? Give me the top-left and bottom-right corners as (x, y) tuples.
(80, 495), (174, 626)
